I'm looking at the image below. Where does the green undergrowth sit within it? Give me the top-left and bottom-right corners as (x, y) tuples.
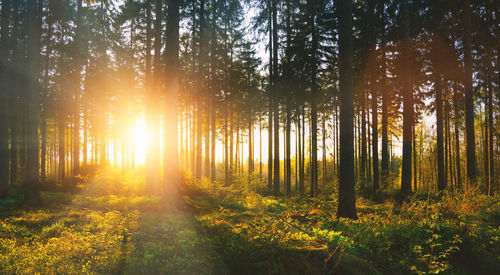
(186, 177), (500, 274)
(0, 169), (499, 274)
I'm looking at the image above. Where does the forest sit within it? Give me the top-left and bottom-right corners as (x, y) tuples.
(0, 0), (498, 274)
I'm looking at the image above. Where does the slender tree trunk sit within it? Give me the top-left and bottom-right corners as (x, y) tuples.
(73, 0), (83, 176)
(298, 110), (303, 193)
(322, 117), (327, 187)
(372, 74), (379, 197)
(453, 83), (462, 189)
(286, 102), (291, 195)
(210, 0), (217, 182)
(361, 88), (367, 185)
(267, 0), (273, 193)
(295, 119), (298, 190)
(337, 0), (357, 219)
(433, 14), (445, 191)
(413, 121), (417, 192)
(487, 79), (494, 195)
(164, 0), (181, 201)
(229, 111), (234, 182)
(463, 0), (476, 182)
(379, 0), (389, 177)
(400, 0), (413, 195)
(259, 118), (262, 178)
(25, 0), (42, 203)
(224, 109), (229, 185)
(0, 0), (11, 196)
(308, 0), (318, 197)
(445, 97), (453, 189)
(272, 0), (279, 196)
(145, 0), (160, 193)
(300, 106), (305, 192)
(483, 102), (489, 193)
(249, 120), (254, 175)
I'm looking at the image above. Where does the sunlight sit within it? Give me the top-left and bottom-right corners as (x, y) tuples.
(131, 116), (147, 165)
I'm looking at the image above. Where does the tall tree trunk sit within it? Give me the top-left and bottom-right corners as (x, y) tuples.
(145, 0), (160, 193)
(0, 0), (11, 196)
(432, 9), (445, 191)
(249, 120), (254, 175)
(164, 0), (181, 201)
(413, 121), (417, 192)
(286, 102), (291, 195)
(337, 0), (357, 219)
(298, 110), (304, 193)
(300, 106), (305, 192)
(453, 83), (462, 189)
(73, 0), (83, 176)
(195, 0), (206, 179)
(445, 96), (452, 188)
(224, 109), (229, 185)
(379, 0), (389, 177)
(309, 0), (318, 197)
(229, 111), (233, 182)
(267, 0), (273, 193)
(483, 100), (489, 193)
(272, 0), (279, 196)
(203, 0), (210, 179)
(210, 0), (217, 182)
(487, 78), (494, 195)
(361, 87), (367, 185)
(463, 0), (476, 182)
(25, 0), (42, 203)
(322, 116), (327, 187)
(372, 73), (379, 197)
(400, 0), (413, 196)
(259, 118), (262, 178)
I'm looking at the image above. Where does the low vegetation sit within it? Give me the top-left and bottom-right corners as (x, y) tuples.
(0, 168), (498, 274)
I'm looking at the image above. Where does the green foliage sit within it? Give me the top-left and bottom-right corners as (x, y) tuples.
(1, 171), (499, 274)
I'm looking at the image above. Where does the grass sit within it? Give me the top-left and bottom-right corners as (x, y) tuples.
(0, 168), (499, 274)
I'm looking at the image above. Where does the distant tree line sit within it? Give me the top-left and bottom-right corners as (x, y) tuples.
(0, 0), (498, 218)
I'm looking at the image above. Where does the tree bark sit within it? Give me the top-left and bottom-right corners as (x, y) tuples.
(164, 0), (181, 201)
(25, 0), (42, 203)
(463, 0), (476, 182)
(0, 0), (11, 196)
(337, 0), (357, 219)
(400, 0), (413, 196)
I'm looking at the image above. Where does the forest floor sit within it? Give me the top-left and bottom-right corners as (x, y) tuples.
(0, 168), (499, 274)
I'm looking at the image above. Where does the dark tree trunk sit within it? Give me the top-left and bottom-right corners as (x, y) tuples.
(337, 0), (357, 219)
(286, 103), (291, 195)
(210, 0), (217, 182)
(224, 109), (229, 185)
(378, 0), (389, 177)
(463, 0), (476, 182)
(453, 83), (462, 189)
(73, 0), (83, 176)
(259, 118), (262, 178)
(145, 0), (158, 193)
(0, 0), (11, 196)
(298, 109), (304, 193)
(25, 0), (42, 203)
(308, 0), (318, 197)
(164, 0), (181, 200)
(361, 87), (367, 184)
(487, 80), (494, 195)
(400, 0), (413, 196)
(323, 117), (327, 187)
(372, 75), (379, 197)
(267, 0), (273, 193)
(272, 0), (279, 196)
(432, 9), (445, 191)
